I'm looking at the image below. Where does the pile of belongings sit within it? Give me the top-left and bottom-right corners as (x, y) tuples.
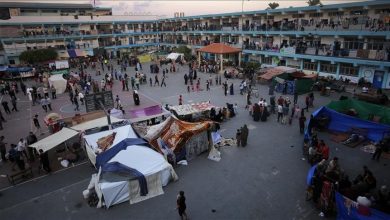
(215, 137), (236, 148)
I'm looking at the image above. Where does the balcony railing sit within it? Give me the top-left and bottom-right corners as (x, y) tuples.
(242, 44), (390, 62)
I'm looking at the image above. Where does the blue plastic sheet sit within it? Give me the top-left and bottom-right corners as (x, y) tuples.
(336, 192), (390, 220)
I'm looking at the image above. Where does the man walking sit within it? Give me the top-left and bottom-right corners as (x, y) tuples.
(176, 191), (188, 220)
(0, 136), (7, 162)
(74, 95), (80, 111)
(161, 76), (166, 87)
(33, 114), (42, 135)
(2, 100), (11, 114)
(154, 74), (160, 86)
(11, 96), (18, 112)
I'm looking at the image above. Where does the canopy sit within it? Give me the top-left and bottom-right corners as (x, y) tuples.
(327, 99), (390, 125)
(71, 116), (123, 131)
(166, 53), (183, 60)
(30, 127), (78, 152)
(6, 66), (33, 73)
(169, 102), (216, 116)
(260, 66), (297, 80)
(197, 43), (241, 54)
(48, 74), (67, 94)
(67, 49), (88, 58)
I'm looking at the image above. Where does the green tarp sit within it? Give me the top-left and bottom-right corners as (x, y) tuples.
(326, 99), (390, 125)
(51, 69), (69, 75)
(272, 73), (314, 95)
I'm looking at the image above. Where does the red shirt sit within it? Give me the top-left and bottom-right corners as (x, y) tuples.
(321, 145), (329, 160)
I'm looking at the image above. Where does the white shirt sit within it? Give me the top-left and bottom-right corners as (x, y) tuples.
(17, 140), (26, 152)
(277, 105), (283, 113)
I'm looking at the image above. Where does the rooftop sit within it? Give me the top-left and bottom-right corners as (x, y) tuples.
(0, 2), (109, 10)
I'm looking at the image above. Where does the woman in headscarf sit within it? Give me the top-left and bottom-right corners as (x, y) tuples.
(133, 90), (140, 105)
(241, 124), (249, 147)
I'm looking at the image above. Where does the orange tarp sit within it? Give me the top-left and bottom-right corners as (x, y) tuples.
(147, 116), (211, 154)
(259, 66), (297, 80)
(197, 43), (241, 54)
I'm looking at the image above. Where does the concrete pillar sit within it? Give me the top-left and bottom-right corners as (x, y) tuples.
(198, 51), (201, 64)
(238, 52), (242, 67)
(220, 54), (223, 71)
(336, 63), (340, 79)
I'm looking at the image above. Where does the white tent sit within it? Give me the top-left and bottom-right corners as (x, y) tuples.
(30, 127), (78, 152)
(48, 74), (67, 94)
(84, 125), (178, 208)
(166, 52), (183, 61)
(71, 116), (123, 131)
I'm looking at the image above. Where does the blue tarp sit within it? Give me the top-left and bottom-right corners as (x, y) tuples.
(96, 138), (148, 168)
(305, 107), (390, 142)
(306, 164), (317, 186)
(336, 192), (390, 220)
(67, 49), (77, 58)
(102, 161), (148, 196)
(6, 67), (33, 73)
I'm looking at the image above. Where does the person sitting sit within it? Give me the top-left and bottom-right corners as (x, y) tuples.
(325, 157), (340, 177)
(318, 140), (330, 160)
(353, 166), (377, 192)
(362, 86), (369, 93)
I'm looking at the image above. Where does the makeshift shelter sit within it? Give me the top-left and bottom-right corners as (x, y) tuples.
(197, 43), (242, 72)
(143, 116), (212, 162)
(129, 105), (170, 123)
(169, 102), (217, 117)
(166, 53), (184, 62)
(30, 127), (78, 152)
(327, 99), (390, 125)
(84, 124), (177, 208)
(71, 116), (123, 131)
(48, 74), (67, 94)
(259, 66), (296, 81)
(273, 71), (316, 95)
(305, 106), (390, 142)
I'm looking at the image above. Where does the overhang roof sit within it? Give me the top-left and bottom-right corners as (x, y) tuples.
(198, 43), (241, 54)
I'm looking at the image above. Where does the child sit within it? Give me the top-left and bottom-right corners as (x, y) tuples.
(236, 128), (242, 147)
(233, 103), (238, 115)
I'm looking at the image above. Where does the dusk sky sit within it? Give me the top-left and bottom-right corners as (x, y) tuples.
(10, 0), (366, 18)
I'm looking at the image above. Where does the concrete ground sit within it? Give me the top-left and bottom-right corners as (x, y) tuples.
(0, 60), (389, 220)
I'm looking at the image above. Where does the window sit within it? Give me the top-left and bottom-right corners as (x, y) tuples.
(292, 14), (305, 18)
(367, 40), (385, 50)
(328, 11), (344, 17)
(21, 9), (37, 13)
(303, 59), (317, 71)
(41, 9), (58, 13)
(309, 13), (323, 18)
(340, 63), (358, 76)
(262, 56), (272, 64)
(343, 40), (363, 50)
(319, 62), (337, 73)
(350, 10), (368, 15)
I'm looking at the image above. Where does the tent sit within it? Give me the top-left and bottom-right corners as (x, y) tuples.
(166, 52), (183, 61)
(327, 99), (390, 125)
(71, 116), (123, 131)
(84, 124), (178, 208)
(143, 116), (212, 162)
(30, 127), (78, 152)
(273, 71), (316, 95)
(48, 74), (67, 94)
(305, 106), (390, 142)
(259, 66), (296, 81)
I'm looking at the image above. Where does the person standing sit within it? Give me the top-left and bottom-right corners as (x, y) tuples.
(2, 100), (11, 114)
(177, 191), (188, 220)
(33, 114), (42, 135)
(179, 95), (183, 105)
(293, 90), (298, 105)
(17, 138), (28, 160)
(133, 90), (140, 106)
(206, 80), (210, 91)
(74, 95), (79, 111)
(51, 86), (57, 99)
(236, 128), (242, 147)
(40, 98), (48, 112)
(26, 132), (38, 162)
(39, 149), (51, 173)
(78, 92), (84, 105)
(46, 97), (52, 111)
(149, 77), (153, 87)
(299, 112), (306, 134)
(11, 96), (18, 112)
(241, 124), (249, 147)
(372, 141), (383, 161)
(277, 104), (283, 123)
(184, 74), (188, 85)
(135, 77), (140, 90)
(161, 76), (166, 87)
(0, 136), (7, 162)
(223, 82), (228, 96)
(154, 74), (160, 86)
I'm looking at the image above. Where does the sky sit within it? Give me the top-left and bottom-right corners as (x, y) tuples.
(9, 0), (366, 18)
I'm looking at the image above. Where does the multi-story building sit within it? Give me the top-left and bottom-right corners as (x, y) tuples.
(1, 1), (390, 87)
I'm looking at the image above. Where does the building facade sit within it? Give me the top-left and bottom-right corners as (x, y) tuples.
(0, 1), (390, 87)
